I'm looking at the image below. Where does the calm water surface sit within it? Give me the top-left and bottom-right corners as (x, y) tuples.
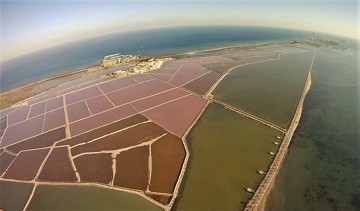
(266, 48), (360, 210)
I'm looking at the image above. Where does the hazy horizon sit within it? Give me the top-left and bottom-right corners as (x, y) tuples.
(1, 0), (358, 61)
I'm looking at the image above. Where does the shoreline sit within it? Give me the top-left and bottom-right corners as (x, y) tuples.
(0, 39), (312, 111)
(0, 64), (102, 110)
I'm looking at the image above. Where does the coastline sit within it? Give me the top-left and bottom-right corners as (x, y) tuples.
(0, 64), (102, 110)
(0, 41), (291, 111)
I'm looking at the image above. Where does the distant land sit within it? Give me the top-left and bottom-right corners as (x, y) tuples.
(1, 26), (338, 92)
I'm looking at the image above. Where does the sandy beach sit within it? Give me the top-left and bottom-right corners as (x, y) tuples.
(0, 65), (103, 110)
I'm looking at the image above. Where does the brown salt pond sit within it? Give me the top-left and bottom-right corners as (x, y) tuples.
(132, 74), (153, 83)
(140, 79), (174, 93)
(71, 122), (166, 156)
(67, 101), (91, 123)
(7, 127), (66, 154)
(74, 153), (113, 184)
(98, 77), (138, 94)
(58, 114), (148, 147)
(38, 146), (77, 182)
(182, 71), (222, 95)
(114, 146), (149, 190)
(58, 86), (80, 96)
(0, 107), (18, 118)
(69, 104), (137, 136)
(147, 73), (173, 82)
(0, 116), (7, 128)
(1, 114), (44, 147)
(106, 83), (154, 106)
(150, 66), (178, 75)
(0, 152), (16, 175)
(28, 101), (46, 118)
(65, 86), (103, 105)
(8, 106), (30, 125)
(150, 133), (185, 193)
(131, 88), (189, 112)
(142, 94), (207, 137)
(169, 66), (209, 86)
(4, 148), (49, 180)
(45, 96), (63, 112)
(43, 108), (65, 132)
(85, 95), (114, 115)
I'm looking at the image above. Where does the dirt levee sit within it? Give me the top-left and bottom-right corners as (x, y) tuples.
(71, 122), (166, 155)
(7, 127), (66, 154)
(150, 134), (185, 193)
(74, 153), (113, 184)
(3, 148), (49, 180)
(114, 146), (149, 190)
(38, 146), (77, 182)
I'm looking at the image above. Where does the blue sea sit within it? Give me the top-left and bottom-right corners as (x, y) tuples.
(0, 26), (315, 92)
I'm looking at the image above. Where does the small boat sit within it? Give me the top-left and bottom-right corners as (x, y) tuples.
(276, 136), (282, 139)
(274, 142), (279, 145)
(258, 170), (265, 175)
(269, 152), (275, 155)
(246, 187), (254, 193)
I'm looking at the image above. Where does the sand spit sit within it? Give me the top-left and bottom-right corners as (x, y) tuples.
(244, 50), (315, 211)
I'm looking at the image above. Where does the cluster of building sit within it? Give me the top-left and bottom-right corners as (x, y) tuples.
(101, 53), (148, 68)
(102, 54), (172, 78)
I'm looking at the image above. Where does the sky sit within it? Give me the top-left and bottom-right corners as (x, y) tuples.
(1, 0), (359, 61)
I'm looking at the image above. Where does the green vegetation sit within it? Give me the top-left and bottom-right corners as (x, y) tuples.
(213, 50), (313, 128)
(0, 181), (34, 211)
(266, 49), (360, 210)
(27, 185), (162, 210)
(175, 104), (282, 210)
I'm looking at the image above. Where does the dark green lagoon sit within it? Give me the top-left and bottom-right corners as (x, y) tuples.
(266, 48), (360, 210)
(0, 181), (34, 211)
(27, 185), (161, 210)
(175, 104), (282, 210)
(213, 49), (313, 128)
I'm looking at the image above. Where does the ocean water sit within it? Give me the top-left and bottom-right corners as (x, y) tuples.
(0, 26), (313, 92)
(266, 48), (360, 210)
